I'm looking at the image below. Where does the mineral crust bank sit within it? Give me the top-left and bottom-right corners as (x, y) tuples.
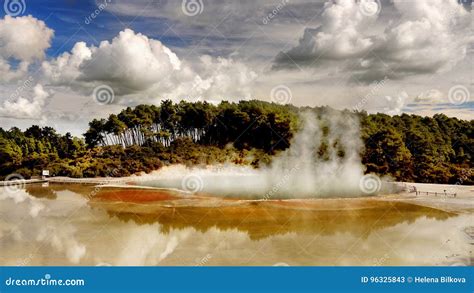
(414, 276), (466, 283)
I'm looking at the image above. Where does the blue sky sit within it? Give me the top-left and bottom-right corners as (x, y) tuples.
(0, 0), (187, 56)
(0, 0), (472, 134)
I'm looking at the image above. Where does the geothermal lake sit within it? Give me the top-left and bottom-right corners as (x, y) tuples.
(0, 183), (472, 266)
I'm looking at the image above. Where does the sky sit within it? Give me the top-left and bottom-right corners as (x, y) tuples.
(0, 0), (472, 136)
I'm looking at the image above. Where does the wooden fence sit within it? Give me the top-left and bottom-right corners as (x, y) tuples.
(415, 191), (457, 197)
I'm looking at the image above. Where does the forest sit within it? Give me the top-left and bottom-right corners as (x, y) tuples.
(0, 100), (472, 184)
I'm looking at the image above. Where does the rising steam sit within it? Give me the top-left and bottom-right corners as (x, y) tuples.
(134, 111), (388, 198)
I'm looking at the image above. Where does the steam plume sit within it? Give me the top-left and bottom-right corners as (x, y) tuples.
(135, 111), (384, 198)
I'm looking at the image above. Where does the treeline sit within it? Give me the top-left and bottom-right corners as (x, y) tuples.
(85, 100), (295, 151)
(361, 113), (472, 183)
(0, 100), (472, 184)
(0, 126), (85, 178)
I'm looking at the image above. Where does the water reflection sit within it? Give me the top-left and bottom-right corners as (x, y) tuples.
(0, 186), (89, 265)
(102, 201), (453, 240)
(0, 184), (472, 266)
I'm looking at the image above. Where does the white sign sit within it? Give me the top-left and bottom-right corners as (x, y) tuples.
(42, 170), (50, 176)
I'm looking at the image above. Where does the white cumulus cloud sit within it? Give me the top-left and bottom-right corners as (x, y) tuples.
(0, 15), (54, 81)
(414, 89), (445, 104)
(0, 84), (50, 119)
(274, 0), (473, 83)
(41, 29), (257, 103)
(275, 0), (376, 64)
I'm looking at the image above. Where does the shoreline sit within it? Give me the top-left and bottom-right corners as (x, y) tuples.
(2, 176), (473, 188)
(2, 176), (472, 213)
(0, 178), (47, 186)
(379, 182), (473, 214)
